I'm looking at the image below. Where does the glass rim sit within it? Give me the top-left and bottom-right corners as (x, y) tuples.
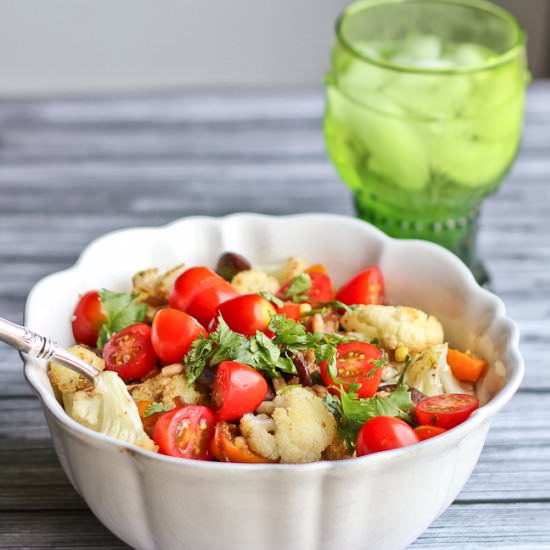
(335, 0), (526, 75)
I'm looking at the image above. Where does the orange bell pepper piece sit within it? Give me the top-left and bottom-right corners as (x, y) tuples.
(447, 348), (487, 383)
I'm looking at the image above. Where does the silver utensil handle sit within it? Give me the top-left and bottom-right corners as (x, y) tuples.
(0, 317), (100, 381)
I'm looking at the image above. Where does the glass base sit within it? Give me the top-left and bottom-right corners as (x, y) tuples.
(353, 195), (490, 286)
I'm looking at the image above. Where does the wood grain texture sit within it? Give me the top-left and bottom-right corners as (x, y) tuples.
(0, 82), (549, 549)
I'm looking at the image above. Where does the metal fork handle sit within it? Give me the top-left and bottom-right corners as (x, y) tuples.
(0, 317), (100, 381)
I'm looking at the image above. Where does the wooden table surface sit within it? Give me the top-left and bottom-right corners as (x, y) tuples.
(1, 82), (549, 549)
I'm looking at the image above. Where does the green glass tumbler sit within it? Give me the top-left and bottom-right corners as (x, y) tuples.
(324, 0), (528, 284)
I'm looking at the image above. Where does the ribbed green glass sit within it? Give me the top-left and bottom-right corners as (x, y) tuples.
(324, 0), (528, 284)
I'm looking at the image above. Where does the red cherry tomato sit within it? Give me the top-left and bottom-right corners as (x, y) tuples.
(414, 425), (447, 441)
(356, 416), (419, 456)
(170, 266), (239, 327)
(415, 393), (479, 430)
(217, 294), (276, 337)
(320, 342), (383, 398)
(211, 361), (268, 421)
(274, 301), (304, 321)
(277, 271), (333, 304)
(151, 308), (207, 364)
(71, 290), (107, 347)
(153, 405), (217, 460)
(210, 421), (274, 463)
(335, 266), (385, 306)
(103, 323), (157, 382)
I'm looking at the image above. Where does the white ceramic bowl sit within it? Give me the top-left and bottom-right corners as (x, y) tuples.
(24, 214), (524, 550)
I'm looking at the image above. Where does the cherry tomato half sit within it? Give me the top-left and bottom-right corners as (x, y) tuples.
(210, 421), (273, 464)
(217, 294), (276, 337)
(71, 290), (107, 347)
(151, 308), (207, 364)
(414, 425), (447, 441)
(170, 266), (239, 327)
(211, 361), (268, 421)
(335, 266), (385, 306)
(356, 416), (419, 456)
(277, 271), (333, 304)
(103, 323), (157, 382)
(415, 393), (479, 430)
(153, 405), (217, 460)
(320, 342), (383, 398)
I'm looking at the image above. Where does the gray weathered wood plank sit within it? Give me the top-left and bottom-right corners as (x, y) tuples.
(0, 82), (549, 548)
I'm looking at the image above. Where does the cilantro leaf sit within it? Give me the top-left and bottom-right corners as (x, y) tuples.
(283, 273), (311, 303)
(183, 315), (297, 383)
(259, 291), (284, 308)
(96, 289), (148, 348)
(143, 401), (175, 417)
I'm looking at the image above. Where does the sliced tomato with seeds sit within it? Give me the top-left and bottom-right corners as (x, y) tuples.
(415, 393), (479, 430)
(71, 290), (107, 347)
(103, 323), (157, 382)
(320, 341), (383, 398)
(210, 421), (273, 464)
(335, 266), (385, 306)
(153, 405), (217, 460)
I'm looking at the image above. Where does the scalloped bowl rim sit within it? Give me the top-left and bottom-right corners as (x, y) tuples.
(23, 212), (525, 471)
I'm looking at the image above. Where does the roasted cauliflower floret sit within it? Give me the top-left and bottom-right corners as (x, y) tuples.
(48, 345), (105, 396)
(341, 305), (444, 352)
(240, 414), (279, 461)
(240, 387), (336, 464)
(231, 269), (280, 294)
(275, 256), (306, 284)
(63, 371), (156, 451)
(132, 263), (185, 307)
(130, 367), (203, 406)
(404, 343), (474, 396)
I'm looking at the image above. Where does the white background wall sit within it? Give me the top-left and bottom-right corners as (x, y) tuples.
(0, 0), (349, 95)
(0, 0), (546, 96)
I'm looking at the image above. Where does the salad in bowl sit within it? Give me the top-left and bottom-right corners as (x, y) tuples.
(24, 214), (522, 550)
(50, 252), (496, 464)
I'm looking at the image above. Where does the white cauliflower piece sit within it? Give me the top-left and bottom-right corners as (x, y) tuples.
(240, 414), (279, 461)
(404, 343), (474, 396)
(130, 369), (203, 406)
(48, 345), (105, 396)
(240, 387), (336, 464)
(341, 305), (444, 352)
(231, 269), (280, 294)
(275, 256), (306, 284)
(132, 263), (186, 307)
(63, 371), (156, 452)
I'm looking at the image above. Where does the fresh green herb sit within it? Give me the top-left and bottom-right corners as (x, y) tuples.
(370, 337), (380, 346)
(96, 290), (148, 348)
(283, 273), (312, 303)
(184, 316), (296, 383)
(336, 385), (414, 450)
(259, 291), (284, 308)
(300, 300), (354, 316)
(367, 357), (387, 378)
(268, 315), (358, 383)
(143, 401), (175, 417)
